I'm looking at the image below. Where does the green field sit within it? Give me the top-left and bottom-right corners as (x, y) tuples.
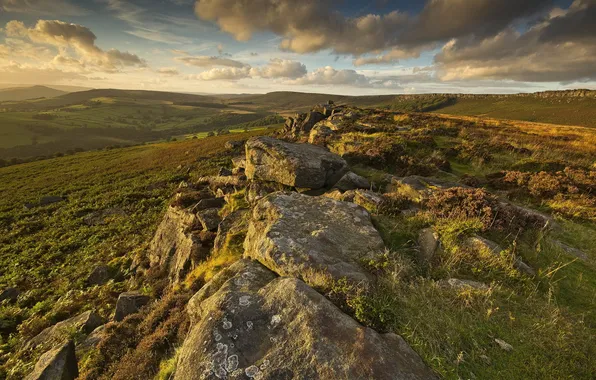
(429, 96), (596, 128)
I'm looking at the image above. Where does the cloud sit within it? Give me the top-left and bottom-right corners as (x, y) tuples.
(175, 55), (247, 68)
(194, 0), (551, 56)
(0, 61), (88, 84)
(4, 20), (146, 72)
(106, 0), (199, 44)
(353, 47), (426, 66)
(434, 1), (596, 82)
(0, 0), (89, 16)
(250, 59), (307, 79)
(287, 66), (372, 87)
(157, 67), (180, 76)
(192, 67), (251, 81)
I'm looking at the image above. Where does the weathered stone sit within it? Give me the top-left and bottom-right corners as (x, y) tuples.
(386, 175), (466, 202)
(218, 167), (233, 176)
(440, 278), (489, 290)
(244, 192), (385, 286)
(213, 210), (249, 257)
(298, 111), (326, 134)
(327, 189), (386, 212)
(333, 171), (370, 191)
(83, 208), (126, 226)
(76, 325), (106, 357)
(86, 265), (110, 286)
(417, 228), (441, 264)
(175, 259), (437, 380)
(245, 136), (348, 189)
(40, 196), (65, 206)
(114, 292), (150, 321)
(225, 140), (245, 150)
(191, 197), (226, 212)
(245, 181), (289, 205)
(197, 208), (222, 231)
(466, 235), (535, 276)
(26, 311), (104, 351)
(499, 201), (558, 230)
(149, 206), (207, 283)
(0, 287), (19, 303)
(553, 240), (588, 261)
(25, 340), (78, 380)
(308, 123), (335, 145)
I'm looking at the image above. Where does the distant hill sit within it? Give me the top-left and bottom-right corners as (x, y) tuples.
(5, 88), (223, 111)
(0, 85), (68, 102)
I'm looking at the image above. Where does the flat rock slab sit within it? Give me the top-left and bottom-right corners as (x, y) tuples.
(175, 259), (437, 380)
(244, 192), (385, 286)
(25, 340), (78, 380)
(245, 136), (348, 189)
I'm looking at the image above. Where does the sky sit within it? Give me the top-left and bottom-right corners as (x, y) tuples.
(0, 0), (595, 95)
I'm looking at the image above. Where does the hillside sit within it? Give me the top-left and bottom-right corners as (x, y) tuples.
(0, 86), (68, 102)
(1, 106), (594, 379)
(0, 89), (282, 161)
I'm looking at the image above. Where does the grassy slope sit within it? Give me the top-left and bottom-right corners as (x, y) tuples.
(430, 96), (596, 128)
(0, 130), (270, 376)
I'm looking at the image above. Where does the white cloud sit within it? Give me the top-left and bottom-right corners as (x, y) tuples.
(287, 66), (372, 87)
(4, 19), (146, 72)
(157, 67), (180, 76)
(250, 59), (307, 79)
(192, 67), (251, 81)
(175, 55), (247, 68)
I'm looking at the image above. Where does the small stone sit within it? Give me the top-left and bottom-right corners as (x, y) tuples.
(333, 172), (370, 191)
(417, 228), (441, 264)
(86, 265), (110, 286)
(25, 340), (78, 380)
(218, 167), (233, 176)
(495, 338), (513, 351)
(114, 292), (150, 321)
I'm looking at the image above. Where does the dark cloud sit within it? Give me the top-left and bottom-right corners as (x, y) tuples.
(434, 0), (596, 82)
(194, 0), (552, 56)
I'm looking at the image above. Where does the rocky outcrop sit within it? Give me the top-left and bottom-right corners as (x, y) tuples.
(25, 341), (78, 380)
(283, 111), (326, 138)
(244, 192), (385, 287)
(245, 137), (348, 189)
(149, 206), (211, 284)
(324, 189), (386, 212)
(25, 311), (104, 351)
(114, 292), (150, 321)
(175, 259), (437, 380)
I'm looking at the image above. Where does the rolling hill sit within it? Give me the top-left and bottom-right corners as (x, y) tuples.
(0, 85), (68, 102)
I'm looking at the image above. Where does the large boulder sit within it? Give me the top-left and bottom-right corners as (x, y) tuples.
(25, 340), (78, 380)
(244, 192), (385, 287)
(149, 206), (211, 284)
(113, 292), (150, 321)
(175, 259), (437, 380)
(245, 137), (348, 189)
(25, 311), (104, 351)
